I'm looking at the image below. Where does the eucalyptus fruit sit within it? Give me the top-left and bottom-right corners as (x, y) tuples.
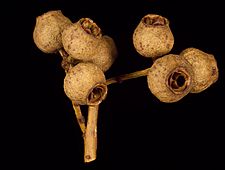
(133, 14), (174, 59)
(90, 35), (117, 72)
(62, 18), (117, 72)
(147, 54), (193, 103)
(33, 10), (219, 163)
(64, 62), (107, 106)
(180, 48), (219, 93)
(33, 10), (72, 53)
(62, 18), (102, 60)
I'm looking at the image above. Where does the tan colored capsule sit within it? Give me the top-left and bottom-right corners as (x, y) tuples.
(90, 35), (117, 72)
(64, 62), (107, 105)
(133, 14), (174, 59)
(33, 10), (72, 53)
(62, 18), (102, 61)
(180, 48), (219, 93)
(62, 18), (117, 72)
(147, 54), (193, 103)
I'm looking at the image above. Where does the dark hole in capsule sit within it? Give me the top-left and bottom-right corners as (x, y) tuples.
(88, 87), (102, 102)
(176, 75), (186, 87)
(169, 72), (187, 90)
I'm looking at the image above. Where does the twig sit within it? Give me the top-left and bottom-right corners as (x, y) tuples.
(84, 105), (99, 163)
(106, 68), (150, 85)
(58, 48), (69, 59)
(72, 102), (86, 134)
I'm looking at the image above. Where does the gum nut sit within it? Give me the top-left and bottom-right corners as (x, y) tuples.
(133, 14), (174, 59)
(180, 48), (219, 93)
(90, 35), (118, 72)
(33, 10), (72, 53)
(62, 18), (102, 61)
(147, 54), (193, 103)
(64, 62), (108, 106)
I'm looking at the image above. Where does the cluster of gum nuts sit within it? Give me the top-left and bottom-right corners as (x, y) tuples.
(33, 10), (219, 163)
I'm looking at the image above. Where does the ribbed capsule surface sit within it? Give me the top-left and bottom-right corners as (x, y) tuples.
(33, 10), (72, 53)
(180, 48), (219, 93)
(64, 62), (107, 105)
(133, 14), (174, 59)
(147, 54), (193, 103)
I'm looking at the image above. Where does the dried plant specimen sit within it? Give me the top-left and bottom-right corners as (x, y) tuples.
(147, 54), (193, 103)
(90, 35), (117, 72)
(62, 18), (117, 72)
(64, 62), (107, 106)
(62, 18), (102, 60)
(33, 10), (72, 53)
(180, 48), (219, 93)
(33, 10), (219, 163)
(64, 62), (108, 162)
(133, 14), (174, 59)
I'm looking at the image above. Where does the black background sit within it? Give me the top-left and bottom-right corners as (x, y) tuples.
(3, 0), (225, 169)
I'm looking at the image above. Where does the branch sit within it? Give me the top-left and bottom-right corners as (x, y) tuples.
(84, 105), (99, 163)
(106, 68), (150, 85)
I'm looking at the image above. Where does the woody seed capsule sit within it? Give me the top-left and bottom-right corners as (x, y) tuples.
(180, 48), (219, 93)
(90, 35), (117, 72)
(64, 62), (107, 105)
(33, 10), (72, 53)
(62, 18), (102, 61)
(62, 18), (117, 72)
(147, 54), (193, 103)
(133, 14), (174, 59)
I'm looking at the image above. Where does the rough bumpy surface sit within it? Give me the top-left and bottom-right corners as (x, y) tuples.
(147, 54), (193, 103)
(62, 18), (117, 72)
(33, 10), (72, 53)
(90, 36), (117, 72)
(62, 18), (102, 60)
(133, 14), (174, 59)
(64, 62), (107, 105)
(180, 48), (219, 93)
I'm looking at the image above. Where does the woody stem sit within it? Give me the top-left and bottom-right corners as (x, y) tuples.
(84, 105), (99, 163)
(72, 102), (86, 134)
(106, 68), (150, 85)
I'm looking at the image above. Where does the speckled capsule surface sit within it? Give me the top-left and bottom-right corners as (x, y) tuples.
(90, 35), (117, 72)
(180, 48), (219, 93)
(62, 18), (117, 72)
(33, 10), (72, 53)
(133, 14), (174, 59)
(64, 62), (107, 105)
(62, 18), (102, 61)
(147, 54), (193, 103)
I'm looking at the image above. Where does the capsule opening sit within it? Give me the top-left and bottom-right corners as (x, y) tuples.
(143, 15), (167, 26)
(80, 18), (102, 37)
(87, 83), (107, 105)
(168, 68), (191, 94)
